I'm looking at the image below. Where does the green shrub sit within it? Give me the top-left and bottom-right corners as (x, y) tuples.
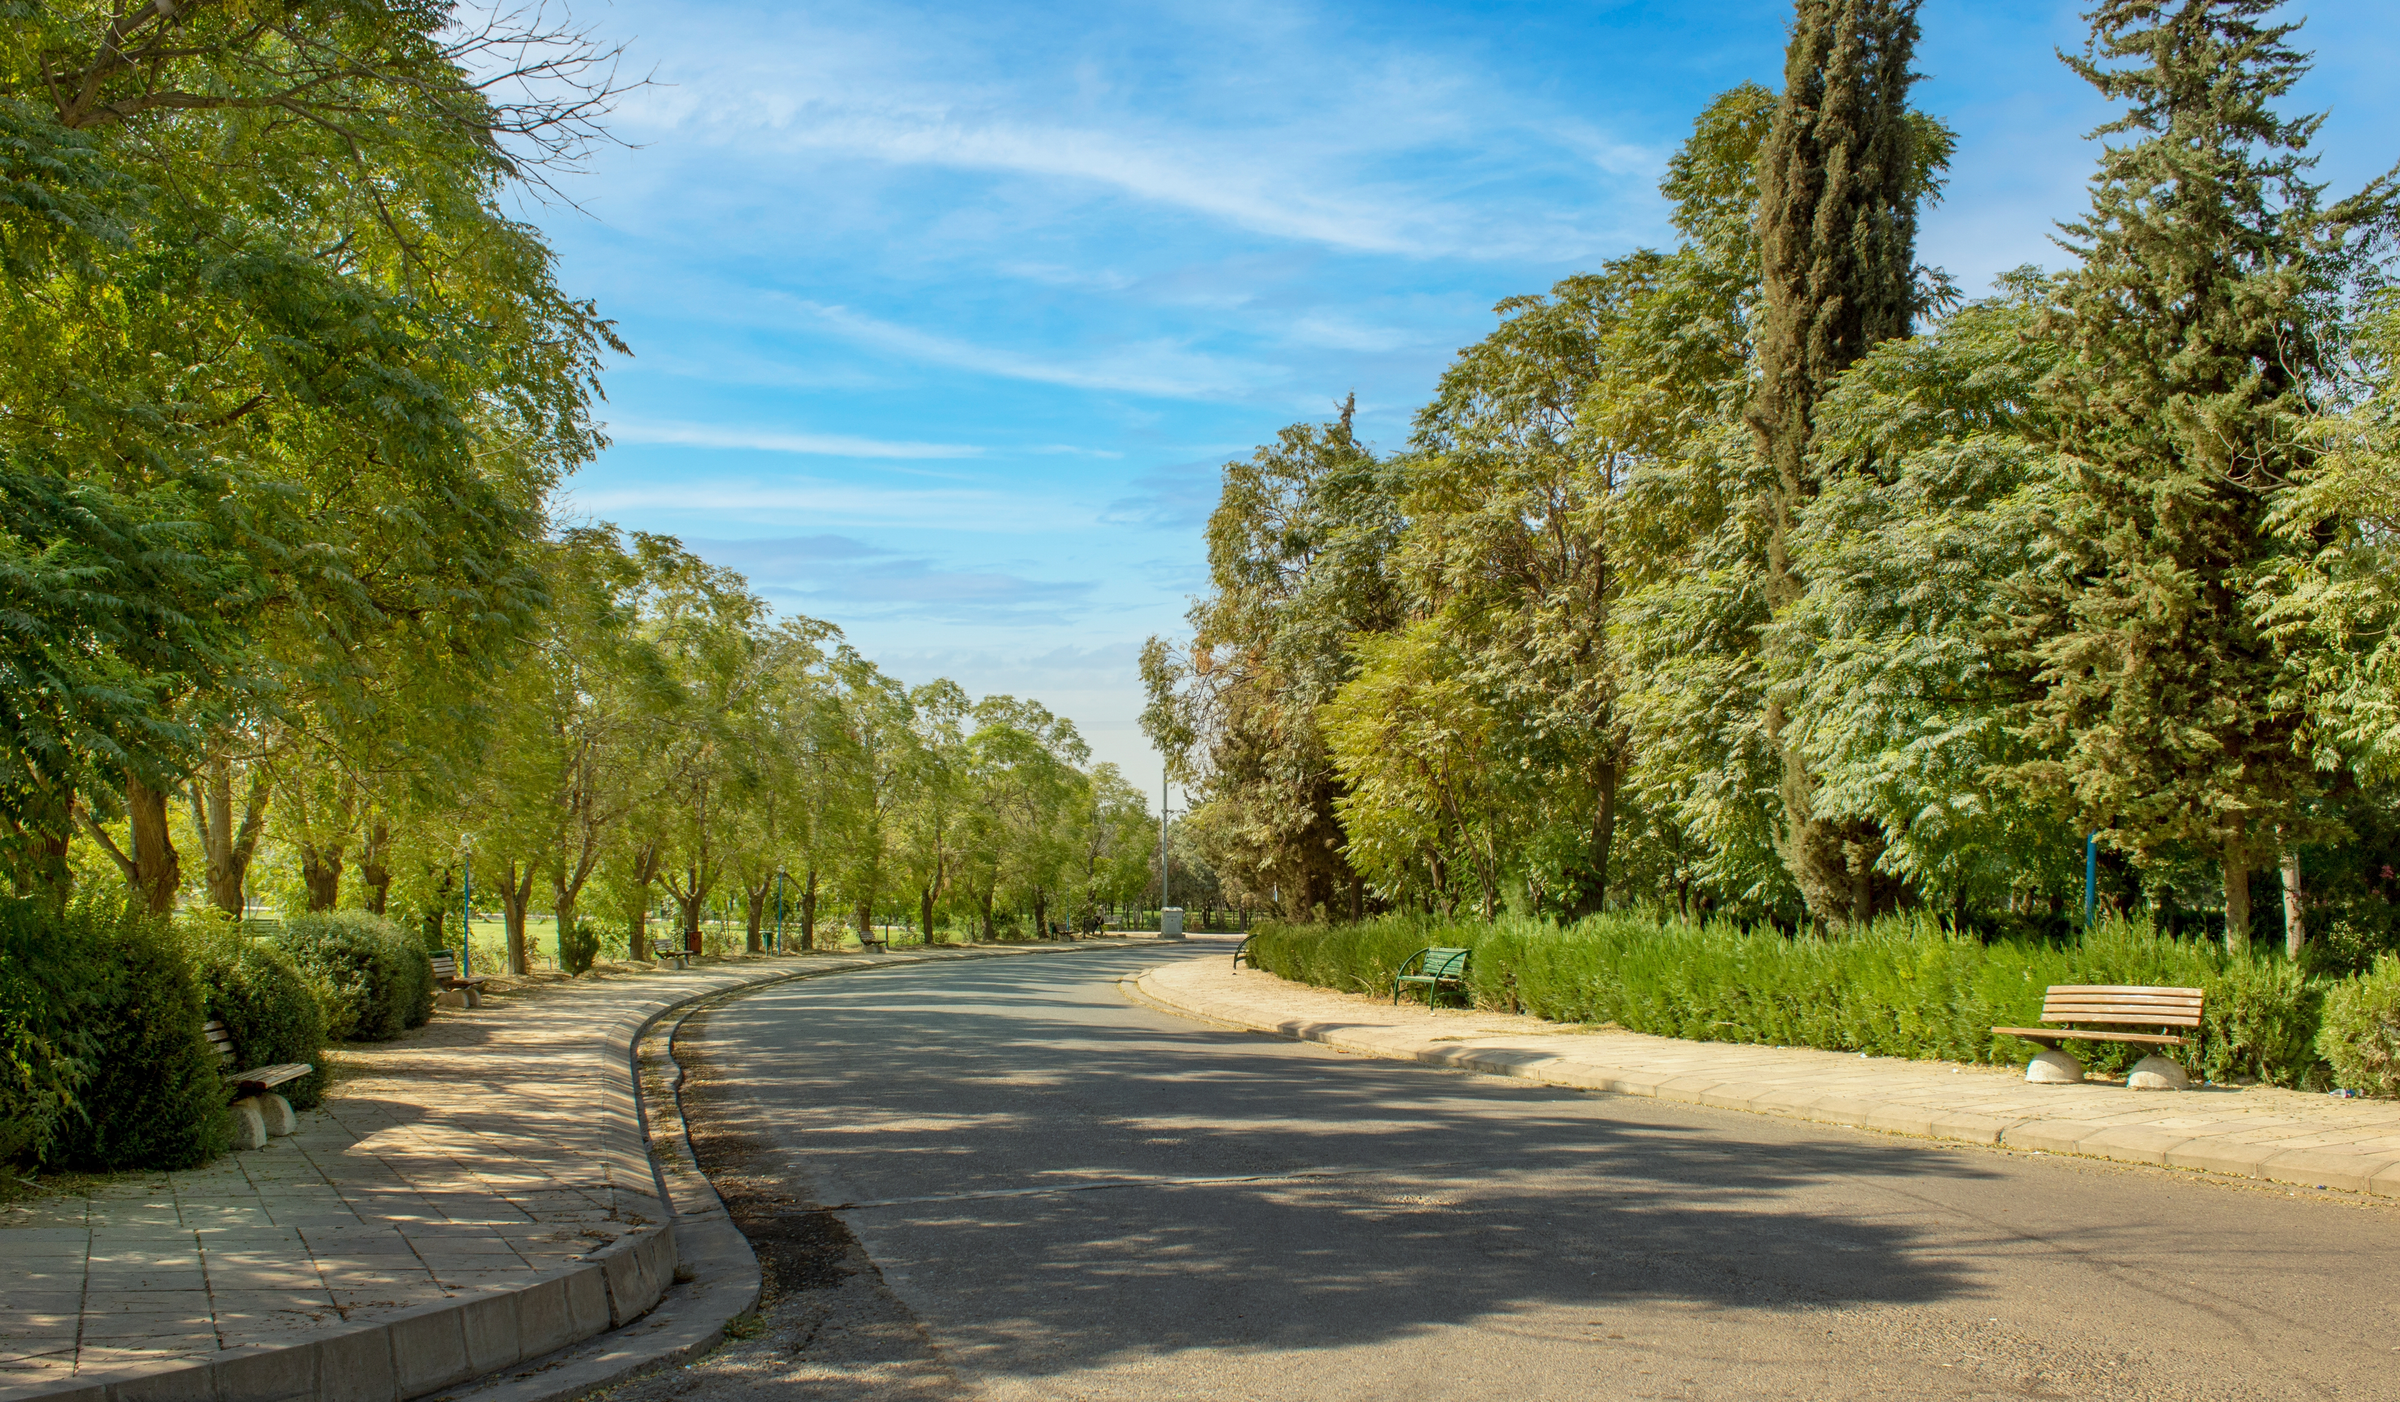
(2318, 956), (2400, 1095)
(42, 906), (231, 1171)
(189, 925), (330, 1108)
(560, 919), (601, 976)
(1252, 912), (2329, 1083)
(280, 912), (434, 1041)
(0, 896), (113, 1166)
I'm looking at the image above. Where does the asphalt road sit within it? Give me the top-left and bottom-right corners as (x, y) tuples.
(621, 942), (2400, 1402)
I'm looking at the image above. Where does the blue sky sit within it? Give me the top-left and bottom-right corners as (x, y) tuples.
(537, 0), (2400, 785)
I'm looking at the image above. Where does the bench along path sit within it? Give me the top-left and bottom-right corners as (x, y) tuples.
(1131, 951), (2400, 1195)
(0, 943), (1107, 1396)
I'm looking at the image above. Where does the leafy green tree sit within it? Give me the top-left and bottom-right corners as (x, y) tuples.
(2008, 0), (2395, 951)
(1142, 398), (1407, 920)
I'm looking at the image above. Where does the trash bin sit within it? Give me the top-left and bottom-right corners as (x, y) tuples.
(1161, 907), (1185, 940)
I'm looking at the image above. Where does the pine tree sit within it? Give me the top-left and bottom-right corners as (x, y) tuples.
(1750, 0), (1929, 924)
(2016, 0), (2393, 951)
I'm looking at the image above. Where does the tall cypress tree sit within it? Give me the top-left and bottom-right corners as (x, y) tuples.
(2016, 1), (2391, 951)
(1750, 0), (1927, 924)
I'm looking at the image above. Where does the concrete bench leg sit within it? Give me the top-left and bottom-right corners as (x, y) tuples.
(2127, 1055), (2190, 1090)
(2025, 1048), (2085, 1084)
(438, 988), (469, 1010)
(231, 1098), (268, 1150)
(231, 1094), (296, 1142)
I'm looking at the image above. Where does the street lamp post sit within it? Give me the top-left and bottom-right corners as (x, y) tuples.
(460, 843), (473, 975)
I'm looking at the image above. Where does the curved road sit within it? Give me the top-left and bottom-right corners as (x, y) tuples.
(626, 943), (2400, 1402)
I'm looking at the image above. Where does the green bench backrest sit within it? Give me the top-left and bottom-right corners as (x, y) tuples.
(1420, 947), (1470, 977)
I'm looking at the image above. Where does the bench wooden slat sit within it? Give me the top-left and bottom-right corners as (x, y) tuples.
(230, 1063), (314, 1092)
(1992, 1026), (2188, 1047)
(2041, 985), (2206, 998)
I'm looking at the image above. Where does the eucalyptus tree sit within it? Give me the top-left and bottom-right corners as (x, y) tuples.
(727, 618), (842, 951)
(1069, 763), (1155, 929)
(826, 651), (918, 941)
(1140, 398), (1407, 920)
(958, 698), (1087, 937)
(897, 679), (973, 942)
(644, 540), (772, 961)
(1395, 262), (1667, 916)
(0, 3), (623, 902)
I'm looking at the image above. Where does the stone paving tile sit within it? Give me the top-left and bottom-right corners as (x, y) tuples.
(0, 948), (977, 1385)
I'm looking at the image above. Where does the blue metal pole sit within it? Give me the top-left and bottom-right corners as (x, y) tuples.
(461, 856), (473, 975)
(775, 871), (785, 955)
(2084, 834), (2098, 928)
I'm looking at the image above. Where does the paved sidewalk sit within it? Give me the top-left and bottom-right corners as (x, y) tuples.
(0, 942), (1100, 1396)
(1130, 952), (2400, 1196)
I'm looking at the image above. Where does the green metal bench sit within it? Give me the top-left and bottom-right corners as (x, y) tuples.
(1392, 946), (1471, 1010)
(1233, 933), (1256, 969)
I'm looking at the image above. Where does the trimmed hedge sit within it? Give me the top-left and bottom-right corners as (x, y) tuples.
(1, 896), (111, 1165)
(279, 912), (434, 1042)
(192, 928), (331, 1108)
(1250, 913), (2337, 1088)
(2319, 956), (2400, 1096)
(41, 908), (232, 1170)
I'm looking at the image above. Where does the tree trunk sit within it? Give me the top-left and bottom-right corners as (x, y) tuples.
(2281, 848), (2306, 959)
(1033, 887), (1047, 938)
(855, 899), (873, 942)
(300, 841), (343, 912)
(2223, 838), (2252, 955)
(189, 757), (269, 917)
(499, 860), (537, 974)
(920, 884), (937, 946)
(801, 868), (819, 951)
(980, 889), (996, 940)
(124, 771), (182, 915)
(744, 882), (767, 953)
(358, 819), (392, 915)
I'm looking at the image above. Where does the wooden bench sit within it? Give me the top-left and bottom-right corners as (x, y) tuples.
(204, 1019), (313, 1150)
(1392, 947), (1472, 1010)
(429, 950), (491, 1008)
(651, 936), (689, 970)
(1993, 984), (2203, 1088)
(858, 927), (889, 953)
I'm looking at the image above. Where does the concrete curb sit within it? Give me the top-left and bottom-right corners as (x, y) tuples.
(1122, 966), (2400, 1198)
(5, 944), (1114, 1402)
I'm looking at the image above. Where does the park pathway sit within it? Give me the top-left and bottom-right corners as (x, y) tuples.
(0, 944), (1097, 1396)
(617, 942), (2400, 1402)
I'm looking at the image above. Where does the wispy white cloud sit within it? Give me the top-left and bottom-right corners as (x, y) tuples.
(606, 419), (983, 459)
(562, 476), (1082, 533)
(792, 301), (1277, 399)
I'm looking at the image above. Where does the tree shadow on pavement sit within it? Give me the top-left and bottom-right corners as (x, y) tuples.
(668, 948), (2029, 1390)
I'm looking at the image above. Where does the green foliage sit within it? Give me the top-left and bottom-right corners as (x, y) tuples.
(0, 896), (111, 1165)
(559, 920), (601, 977)
(1253, 914), (2336, 1086)
(42, 908), (230, 1171)
(279, 912), (433, 1042)
(189, 926), (330, 1109)
(2319, 957), (2400, 1096)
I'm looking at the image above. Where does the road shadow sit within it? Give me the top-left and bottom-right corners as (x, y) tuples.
(673, 947), (2025, 1386)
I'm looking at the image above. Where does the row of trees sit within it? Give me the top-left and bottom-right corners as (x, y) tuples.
(1144, 0), (2400, 960)
(0, 5), (1158, 967)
